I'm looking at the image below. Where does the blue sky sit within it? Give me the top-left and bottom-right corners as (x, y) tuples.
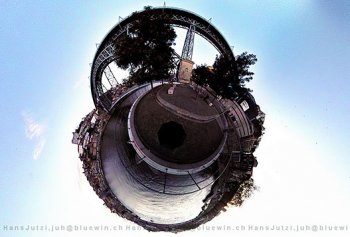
(0, 1), (349, 237)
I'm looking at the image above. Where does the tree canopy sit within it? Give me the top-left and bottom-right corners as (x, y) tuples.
(228, 178), (258, 207)
(113, 8), (177, 86)
(236, 52), (257, 83)
(192, 52), (257, 99)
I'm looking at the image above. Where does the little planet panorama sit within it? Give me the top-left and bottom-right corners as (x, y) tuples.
(72, 6), (265, 233)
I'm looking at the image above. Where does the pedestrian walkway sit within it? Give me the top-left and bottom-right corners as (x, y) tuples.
(156, 85), (223, 123)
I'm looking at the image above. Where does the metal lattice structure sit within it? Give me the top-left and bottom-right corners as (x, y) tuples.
(90, 7), (236, 112)
(103, 65), (119, 88)
(181, 24), (195, 60)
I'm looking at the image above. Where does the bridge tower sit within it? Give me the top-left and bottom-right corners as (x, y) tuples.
(178, 24), (195, 84)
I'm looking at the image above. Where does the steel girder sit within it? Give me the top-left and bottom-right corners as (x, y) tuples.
(90, 7), (235, 112)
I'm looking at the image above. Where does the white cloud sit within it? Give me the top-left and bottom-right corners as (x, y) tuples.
(33, 139), (46, 160)
(22, 111), (47, 160)
(22, 111), (45, 139)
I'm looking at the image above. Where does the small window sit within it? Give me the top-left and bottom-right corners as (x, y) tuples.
(240, 100), (249, 111)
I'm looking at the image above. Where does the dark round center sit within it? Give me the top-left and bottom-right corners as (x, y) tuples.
(158, 121), (186, 149)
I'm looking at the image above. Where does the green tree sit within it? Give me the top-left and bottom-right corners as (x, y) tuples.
(113, 8), (177, 87)
(192, 52), (257, 99)
(236, 52), (257, 83)
(228, 178), (258, 207)
(191, 64), (213, 86)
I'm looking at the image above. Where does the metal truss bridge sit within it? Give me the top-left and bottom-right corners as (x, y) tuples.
(90, 7), (236, 112)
